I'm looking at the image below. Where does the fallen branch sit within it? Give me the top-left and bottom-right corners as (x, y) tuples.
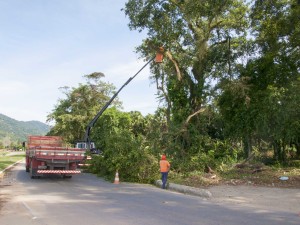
(252, 168), (264, 174)
(234, 152), (255, 169)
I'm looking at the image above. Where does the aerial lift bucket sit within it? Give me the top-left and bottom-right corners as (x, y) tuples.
(155, 47), (164, 63)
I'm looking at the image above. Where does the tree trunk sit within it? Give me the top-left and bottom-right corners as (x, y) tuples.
(295, 142), (300, 159)
(273, 140), (286, 162)
(281, 141), (287, 162)
(243, 136), (252, 158)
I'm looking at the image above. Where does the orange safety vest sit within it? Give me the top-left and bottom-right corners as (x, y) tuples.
(160, 160), (170, 172)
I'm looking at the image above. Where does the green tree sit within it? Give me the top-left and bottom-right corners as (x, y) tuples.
(249, 0), (299, 160)
(2, 136), (12, 149)
(124, 0), (249, 160)
(218, 0), (300, 160)
(47, 73), (120, 144)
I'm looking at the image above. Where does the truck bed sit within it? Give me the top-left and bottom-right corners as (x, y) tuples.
(27, 146), (86, 162)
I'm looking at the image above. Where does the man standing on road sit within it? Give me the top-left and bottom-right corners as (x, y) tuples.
(160, 154), (170, 189)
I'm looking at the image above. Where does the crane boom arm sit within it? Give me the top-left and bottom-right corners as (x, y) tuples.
(84, 56), (156, 149)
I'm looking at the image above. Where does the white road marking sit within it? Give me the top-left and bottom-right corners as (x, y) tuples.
(22, 201), (38, 220)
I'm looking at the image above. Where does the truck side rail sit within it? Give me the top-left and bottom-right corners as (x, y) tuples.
(26, 147), (86, 161)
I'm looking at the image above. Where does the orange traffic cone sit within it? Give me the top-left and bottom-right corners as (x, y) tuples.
(114, 171), (120, 184)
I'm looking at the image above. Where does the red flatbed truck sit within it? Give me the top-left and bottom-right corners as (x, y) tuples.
(25, 136), (86, 179)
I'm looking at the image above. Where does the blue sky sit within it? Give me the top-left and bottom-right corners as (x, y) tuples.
(0, 0), (159, 123)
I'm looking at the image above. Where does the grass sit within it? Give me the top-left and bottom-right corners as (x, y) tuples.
(0, 151), (25, 171)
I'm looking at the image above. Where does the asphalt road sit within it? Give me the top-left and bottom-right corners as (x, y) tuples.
(0, 162), (299, 225)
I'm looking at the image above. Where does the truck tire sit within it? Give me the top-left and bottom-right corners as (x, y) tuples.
(30, 161), (35, 179)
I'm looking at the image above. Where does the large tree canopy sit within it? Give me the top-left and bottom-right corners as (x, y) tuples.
(47, 73), (121, 144)
(124, 0), (249, 154)
(124, 0), (249, 115)
(124, 0), (299, 160)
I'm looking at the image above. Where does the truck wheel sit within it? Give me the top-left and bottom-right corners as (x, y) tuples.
(30, 171), (35, 179)
(30, 161), (35, 179)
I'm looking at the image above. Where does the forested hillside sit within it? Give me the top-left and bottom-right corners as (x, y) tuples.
(0, 113), (50, 148)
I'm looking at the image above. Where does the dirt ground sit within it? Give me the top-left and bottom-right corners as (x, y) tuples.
(180, 163), (300, 215)
(181, 162), (300, 188)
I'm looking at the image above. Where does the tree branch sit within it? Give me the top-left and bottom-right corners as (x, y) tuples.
(165, 50), (182, 81)
(182, 107), (206, 130)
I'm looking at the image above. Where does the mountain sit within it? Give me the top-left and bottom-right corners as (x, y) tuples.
(0, 113), (51, 145)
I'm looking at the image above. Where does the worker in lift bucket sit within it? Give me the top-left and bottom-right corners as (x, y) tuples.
(160, 154), (170, 189)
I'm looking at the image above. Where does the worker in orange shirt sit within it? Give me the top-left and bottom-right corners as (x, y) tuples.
(160, 154), (170, 189)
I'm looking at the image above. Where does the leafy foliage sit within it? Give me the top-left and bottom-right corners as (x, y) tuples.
(45, 0), (299, 184)
(88, 108), (158, 183)
(47, 73), (120, 144)
(124, 0), (250, 158)
(218, 0), (300, 159)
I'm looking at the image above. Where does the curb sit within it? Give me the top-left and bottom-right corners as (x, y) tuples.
(0, 159), (24, 174)
(155, 180), (212, 198)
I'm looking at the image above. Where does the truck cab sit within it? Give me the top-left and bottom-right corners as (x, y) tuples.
(75, 141), (101, 154)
